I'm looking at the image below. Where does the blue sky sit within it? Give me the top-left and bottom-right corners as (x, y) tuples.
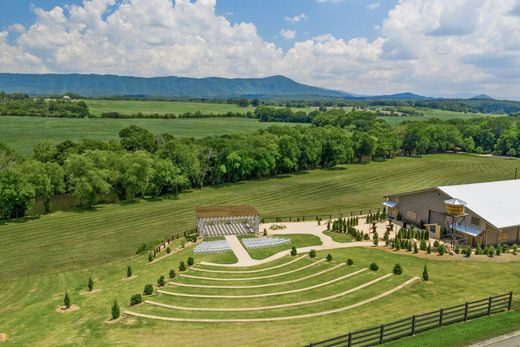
(0, 0), (519, 99)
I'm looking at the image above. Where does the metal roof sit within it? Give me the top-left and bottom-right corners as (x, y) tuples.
(195, 205), (259, 218)
(438, 179), (520, 229)
(383, 200), (399, 208)
(452, 223), (483, 237)
(444, 198), (467, 206)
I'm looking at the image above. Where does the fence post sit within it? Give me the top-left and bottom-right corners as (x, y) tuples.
(508, 292), (513, 311)
(379, 324), (385, 344)
(347, 332), (352, 347)
(439, 309), (444, 327)
(411, 315), (416, 335)
(487, 297), (492, 315)
(464, 302), (469, 321)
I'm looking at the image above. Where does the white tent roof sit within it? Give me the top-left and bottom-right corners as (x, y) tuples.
(437, 179), (520, 229)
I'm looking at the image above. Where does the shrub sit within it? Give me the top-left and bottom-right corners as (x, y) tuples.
(64, 292), (71, 309)
(187, 256), (194, 266)
(363, 233), (370, 240)
(420, 239), (427, 251)
(148, 252), (153, 262)
(496, 245), (502, 256)
(413, 242), (419, 254)
(476, 244), (483, 255)
(433, 240), (440, 248)
(135, 243), (146, 255)
(88, 276), (94, 291)
(127, 265), (132, 278)
(422, 265), (429, 281)
(438, 244), (445, 256)
(346, 258), (354, 265)
(179, 261), (187, 272)
(130, 293), (143, 306)
(395, 238), (401, 251)
(166, 247), (171, 254)
(169, 269), (176, 279)
(465, 247), (472, 258)
(143, 284), (154, 295)
(393, 263), (403, 275)
(290, 246), (297, 256)
(372, 233), (379, 246)
(180, 237), (187, 248)
(309, 249), (316, 258)
(369, 263), (379, 271)
(454, 246), (461, 254)
(111, 300), (120, 320)
(157, 275), (165, 287)
(263, 228), (268, 236)
(513, 244), (518, 255)
(326, 253), (333, 262)
(327, 220), (331, 230)
(487, 246), (495, 257)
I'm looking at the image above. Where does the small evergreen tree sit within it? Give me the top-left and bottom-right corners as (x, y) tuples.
(148, 252), (153, 262)
(465, 247), (472, 257)
(130, 293), (142, 306)
(127, 265), (132, 278)
(187, 256), (194, 266)
(326, 253), (333, 262)
(433, 240), (440, 248)
(427, 243), (432, 254)
(512, 244), (518, 255)
(64, 292), (71, 309)
(422, 265), (429, 281)
(413, 242), (419, 254)
(166, 247), (171, 254)
(169, 269), (176, 279)
(179, 261), (187, 271)
(111, 300), (120, 320)
(438, 244), (445, 256)
(372, 232), (379, 246)
(393, 263), (403, 275)
(327, 220), (331, 230)
(88, 276), (94, 292)
(144, 284), (154, 295)
(369, 263), (379, 271)
(309, 249), (316, 258)
(420, 239), (427, 251)
(346, 258), (354, 265)
(290, 246), (297, 256)
(406, 240), (412, 252)
(157, 275), (165, 287)
(395, 238), (401, 251)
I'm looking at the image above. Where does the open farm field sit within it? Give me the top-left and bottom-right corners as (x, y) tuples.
(0, 116), (292, 156)
(376, 107), (496, 126)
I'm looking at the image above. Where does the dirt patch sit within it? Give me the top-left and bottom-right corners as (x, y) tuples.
(122, 275), (138, 281)
(80, 288), (101, 296)
(377, 246), (520, 263)
(0, 333), (8, 342)
(105, 317), (122, 324)
(55, 304), (80, 314)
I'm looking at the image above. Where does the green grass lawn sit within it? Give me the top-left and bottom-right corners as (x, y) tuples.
(2, 153), (520, 280)
(238, 234), (322, 259)
(84, 99), (256, 116)
(324, 231), (354, 243)
(0, 116), (294, 156)
(377, 107), (496, 126)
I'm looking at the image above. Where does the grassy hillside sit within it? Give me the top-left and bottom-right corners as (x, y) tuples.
(1, 154), (519, 279)
(0, 116), (292, 156)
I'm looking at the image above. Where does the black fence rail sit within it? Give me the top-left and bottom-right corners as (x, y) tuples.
(307, 292), (513, 347)
(262, 207), (382, 224)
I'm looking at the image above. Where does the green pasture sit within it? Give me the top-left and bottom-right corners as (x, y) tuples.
(0, 116), (291, 156)
(377, 107), (495, 126)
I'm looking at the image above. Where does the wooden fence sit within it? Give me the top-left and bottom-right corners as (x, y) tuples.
(307, 292), (513, 347)
(262, 207), (382, 224)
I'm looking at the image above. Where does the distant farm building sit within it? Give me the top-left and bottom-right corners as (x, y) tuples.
(196, 205), (260, 237)
(384, 180), (520, 246)
(62, 95), (71, 101)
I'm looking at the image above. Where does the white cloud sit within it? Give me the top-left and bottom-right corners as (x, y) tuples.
(0, 0), (519, 99)
(367, 2), (380, 10)
(280, 29), (296, 40)
(284, 14), (307, 24)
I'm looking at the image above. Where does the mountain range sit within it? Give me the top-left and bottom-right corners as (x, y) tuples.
(0, 73), (434, 100)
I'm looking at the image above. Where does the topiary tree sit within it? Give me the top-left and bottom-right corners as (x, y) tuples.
(326, 253), (333, 262)
(309, 249), (316, 258)
(372, 232), (379, 246)
(422, 265), (429, 281)
(346, 258), (354, 265)
(143, 284), (154, 295)
(157, 275), (165, 287)
(393, 263), (403, 275)
(127, 265), (132, 278)
(64, 292), (71, 309)
(187, 256), (194, 266)
(130, 293), (143, 306)
(169, 269), (176, 279)
(290, 246), (297, 256)
(179, 261), (187, 272)
(369, 263), (379, 271)
(88, 276), (94, 292)
(111, 300), (120, 320)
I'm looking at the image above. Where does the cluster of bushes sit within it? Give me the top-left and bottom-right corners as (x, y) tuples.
(365, 210), (386, 224)
(397, 228), (429, 241)
(328, 217), (359, 232)
(0, 95), (89, 118)
(100, 110), (254, 119)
